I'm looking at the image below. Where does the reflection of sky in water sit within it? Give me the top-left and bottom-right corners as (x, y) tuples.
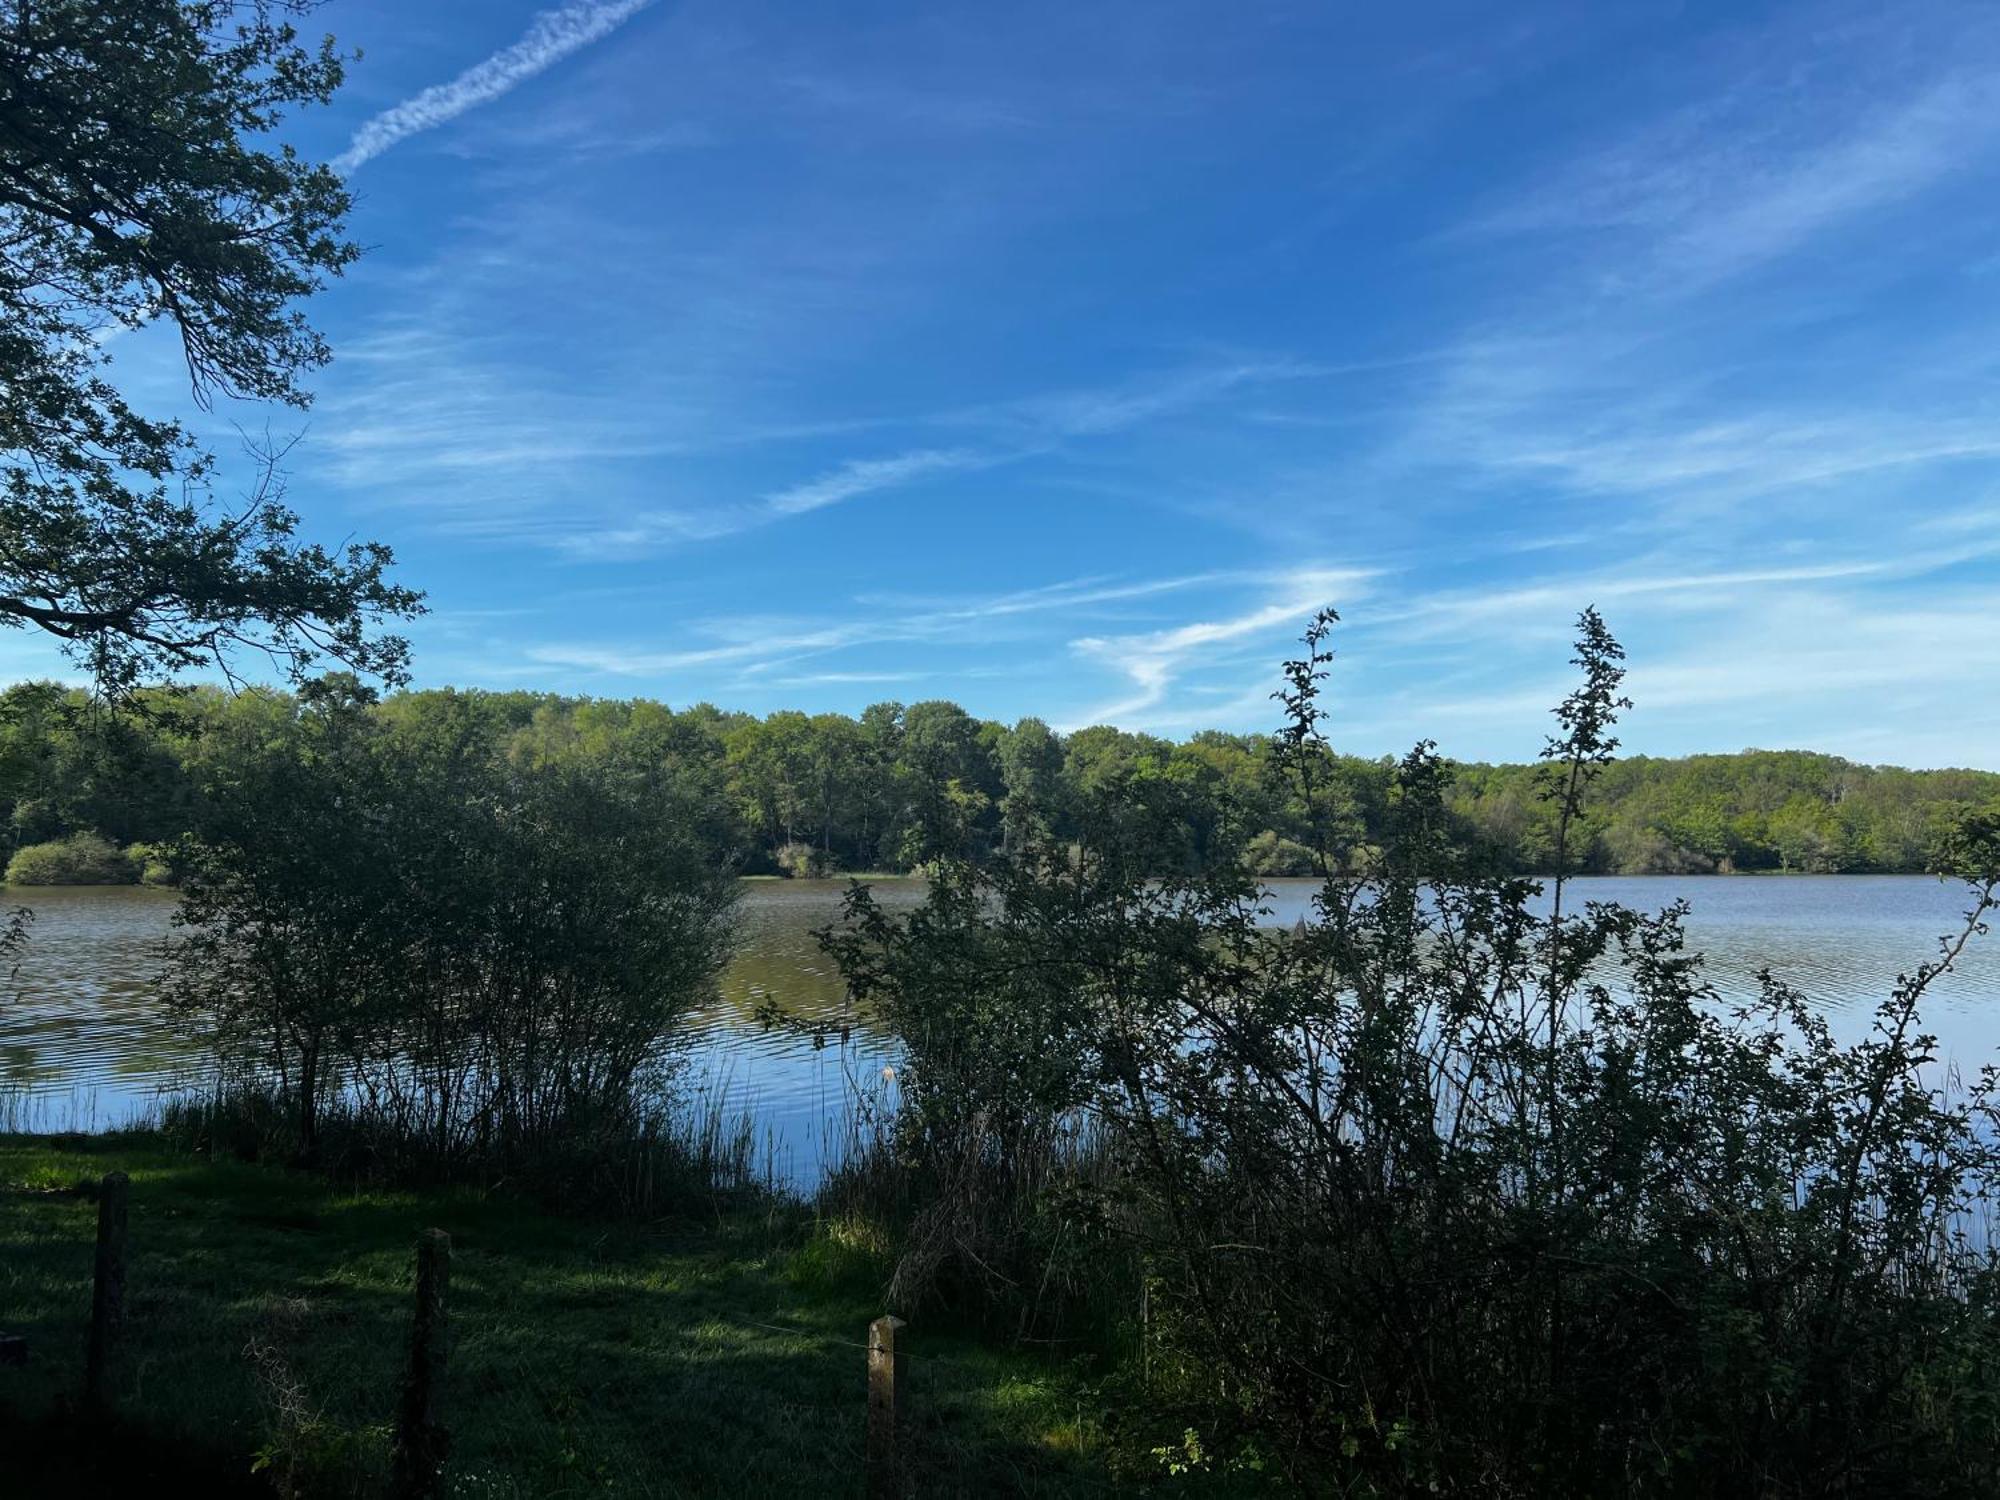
(1261, 876), (2000, 1058)
(677, 879), (918, 1182)
(5, 877), (1999, 1174)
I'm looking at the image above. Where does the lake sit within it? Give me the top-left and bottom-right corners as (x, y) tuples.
(4, 876), (1999, 1177)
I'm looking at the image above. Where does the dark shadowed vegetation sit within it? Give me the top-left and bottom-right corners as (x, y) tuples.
(0, 0), (421, 694)
(158, 674), (738, 1206)
(0, 1132), (1112, 1497)
(812, 610), (2000, 1495)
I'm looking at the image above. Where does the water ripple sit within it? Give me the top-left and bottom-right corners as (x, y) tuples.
(4, 877), (1998, 1165)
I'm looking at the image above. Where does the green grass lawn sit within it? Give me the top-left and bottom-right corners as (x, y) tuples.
(0, 1132), (1120, 1497)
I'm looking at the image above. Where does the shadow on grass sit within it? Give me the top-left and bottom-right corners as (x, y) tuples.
(0, 1406), (268, 1495)
(0, 1132), (1124, 1497)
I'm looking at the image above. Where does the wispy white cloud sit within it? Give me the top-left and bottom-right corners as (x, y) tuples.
(1497, 415), (2000, 499)
(1467, 7), (2000, 293)
(1380, 8), (2000, 561)
(505, 566), (1338, 718)
(858, 571), (1238, 623)
(1368, 560), (1894, 641)
(1361, 588), (2000, 766)
(743, 362), (1332, 525)
(335, 1), (656, 173)
(762, 670), (939, 687)
(314, 339), (1338, 558)
(961, 360), (1329, 439)
(468, 530), (2000, 766)
(730, 361), (1342, 534)
(545, 510), (755, 559)
(1372, 315), (2000, 561)
(1662, 73), (2000, 288)
(524, 621), (878, 678)
(1320, 539), (2000, 766)
(1067, 567), (1374, 727)
(764, 448), (987, 516)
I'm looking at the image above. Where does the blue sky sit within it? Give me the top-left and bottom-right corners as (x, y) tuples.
(57, 0), (2000, 765)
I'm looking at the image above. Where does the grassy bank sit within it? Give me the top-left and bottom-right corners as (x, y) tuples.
(0, 1132), (1117, 1498)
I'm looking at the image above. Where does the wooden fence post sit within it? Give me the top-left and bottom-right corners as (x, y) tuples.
(391, 1229), (452, 1500)
(83, 1171), (128, 1413)
(866, 1314), (905, 1498)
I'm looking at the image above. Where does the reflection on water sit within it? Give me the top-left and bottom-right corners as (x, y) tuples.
(0, 880), (928, 1174)
(679, 879), (918, 1177)
(0, 887), (190, 1117)
(1265, 875), (2000, 1049)
(3, 877), (1999, 1171)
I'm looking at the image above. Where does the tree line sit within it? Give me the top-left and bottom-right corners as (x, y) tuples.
(4, 678), (1997, 884)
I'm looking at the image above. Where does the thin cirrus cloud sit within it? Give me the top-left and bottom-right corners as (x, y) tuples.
(735, 363), (1337, 530)
(1463, 3), (2000, 295)
(1390, 9), (2000, 558)
(538, 448), (988, 559)
(1066, 567), (1374, 728)
(1347, 587), (2000, 768)
(275, 2), (2000, 763)
(640, 364), (1324, 534)
(519, 570), (1239, 682)
(763, 448), (989, 516)
(1662, 72), (2000, 288)
(307, 348), (1320, 560)
(481, 360), (1327, 556)
(334, 0), (656, 174)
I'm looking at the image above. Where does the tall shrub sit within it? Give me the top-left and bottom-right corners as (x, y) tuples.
(828, 610), (2000, 1495)
(164, 677), (737, 1187)
(4, 831), (138, 884)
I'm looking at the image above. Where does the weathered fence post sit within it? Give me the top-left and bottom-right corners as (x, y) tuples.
(391, 1229), (452, 1500)
(866, 1314), (905, 1498)
(83, 1170), (128, 1413)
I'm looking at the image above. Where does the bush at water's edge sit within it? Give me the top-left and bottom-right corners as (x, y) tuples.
(5, 832), (141, 886)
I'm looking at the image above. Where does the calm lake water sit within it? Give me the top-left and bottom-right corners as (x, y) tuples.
(4, 876), (1999, 1176)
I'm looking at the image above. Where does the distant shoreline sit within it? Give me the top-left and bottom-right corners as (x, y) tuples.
(4, 868), (1958, 892)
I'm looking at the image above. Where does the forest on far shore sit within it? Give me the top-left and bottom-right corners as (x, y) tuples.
(5, 679), (1994, 885)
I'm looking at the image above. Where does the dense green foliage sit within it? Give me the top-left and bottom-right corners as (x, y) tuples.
(158, 677), (738, 1187)
(1, 677), (1994, 884)
(3, 829), (135, 884)
(1452, 748), (2000, 873)
(819, 613), (2000, 1495)
(0, 0), (420, 690)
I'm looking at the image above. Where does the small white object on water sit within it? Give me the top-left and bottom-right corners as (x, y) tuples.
(881, 1065), (897, 1083)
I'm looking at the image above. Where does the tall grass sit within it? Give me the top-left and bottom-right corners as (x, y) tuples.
(155, 1081), (772, 1215)
(0, 1084), (123, 1135)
